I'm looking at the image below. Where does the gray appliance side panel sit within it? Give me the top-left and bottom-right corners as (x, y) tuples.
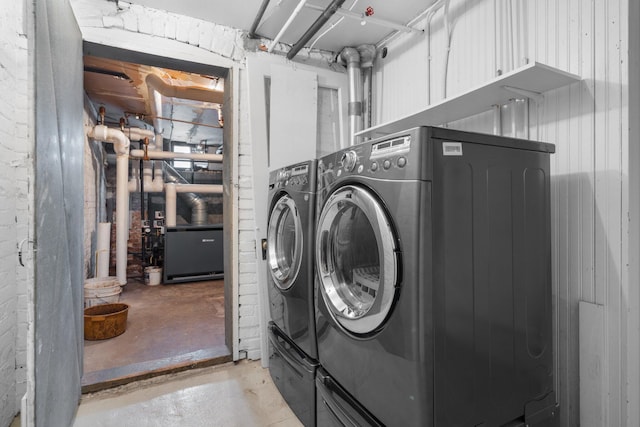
(432, 140), (554, 427)
(34, 0), (85, 425)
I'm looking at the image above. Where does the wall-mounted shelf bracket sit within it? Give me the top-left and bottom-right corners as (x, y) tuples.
(502, 85), (544, 103)
(356, 61), (581, 139)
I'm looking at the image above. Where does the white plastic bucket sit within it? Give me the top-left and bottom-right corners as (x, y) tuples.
(84, 276), (122, 308)
(144, 267), (162, 286)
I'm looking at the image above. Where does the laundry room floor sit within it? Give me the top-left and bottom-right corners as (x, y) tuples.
(73, 360), (302, 427)
(83, 279), (231, 392)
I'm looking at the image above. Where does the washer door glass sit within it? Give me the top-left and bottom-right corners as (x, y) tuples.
(316, 184), (398, 335)
(267, 195), (303, 290)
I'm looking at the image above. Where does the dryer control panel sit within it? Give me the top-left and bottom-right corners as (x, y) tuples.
(270, 162), (314, 193)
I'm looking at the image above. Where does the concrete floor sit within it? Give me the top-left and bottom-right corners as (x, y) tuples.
(83, 279), (230, 391)
(74, 360), (303, 427)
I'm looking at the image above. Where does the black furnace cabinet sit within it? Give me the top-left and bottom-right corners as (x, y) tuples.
(163, 225), (224, 283)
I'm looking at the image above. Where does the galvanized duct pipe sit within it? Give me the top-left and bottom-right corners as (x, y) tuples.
(357, 45), (376, 132)
(163, 163), (208, 226)
(340, 47), (363, 145)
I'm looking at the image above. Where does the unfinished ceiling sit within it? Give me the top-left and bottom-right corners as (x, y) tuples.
(84, 56), (224, 146)
(127, 0), (432, 53)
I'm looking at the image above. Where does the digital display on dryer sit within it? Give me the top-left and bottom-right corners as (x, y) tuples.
(370, 135), (411, 159)
(291, 164), (308, 176)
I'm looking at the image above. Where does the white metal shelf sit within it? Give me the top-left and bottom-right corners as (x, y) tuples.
(356, 61), (581, 138)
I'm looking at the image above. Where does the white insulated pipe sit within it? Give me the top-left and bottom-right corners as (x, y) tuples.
(128, 161), (141, 192)
(95, 222), (111, 278)
(115, 155), (129, 285)
(165, 183), (177, 228)
(164, 183), (223, 227)
(174, 184), (223, 194)
(129, 149), (223, 162)
(123, 127), (155, 143)
(88, 125), (131, 285)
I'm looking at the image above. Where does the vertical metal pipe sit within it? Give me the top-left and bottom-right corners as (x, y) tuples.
(340, 48), (362, 145)
(358, 45), (376, 133)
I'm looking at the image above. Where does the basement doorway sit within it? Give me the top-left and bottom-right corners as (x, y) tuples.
(80, 43), (235, 392)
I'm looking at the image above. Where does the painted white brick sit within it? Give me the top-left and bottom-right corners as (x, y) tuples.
(239, 229), (255, 242)
(102, 15), (123, 29)
(138, 13), (152, 35)
(198, 24), (214, 51)
(174, 16), (191, 43)
(164, 15), (177, 40)
(239, 208), (255, 221)
(188, 21), (201, 46)
(238, 219), (255, 230)
(239, 273), (256, 284)
(239, 240), (255, 253)
(238, 305), (255, 317)
(238, 282), (257, 295)
(245, 348), (262, 360)
(239, 251), (257, 263)
(238, 199), (254, 210)
(151, 15), (166, 37)
(121, 10), (138, 33)
(239, 337), (260, 351)
(239, 295), (258, 306)
(239, 262), (257, 274)
(239, 324), (259, 338)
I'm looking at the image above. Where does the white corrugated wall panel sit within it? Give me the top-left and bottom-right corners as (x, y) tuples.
(373, 0), (631, 425)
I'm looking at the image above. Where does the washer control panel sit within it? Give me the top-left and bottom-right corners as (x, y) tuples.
(368, 135), (412, 174)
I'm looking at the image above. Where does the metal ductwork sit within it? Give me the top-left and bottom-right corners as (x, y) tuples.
(163, 163), (208, 225)
(340, 47), (363, 145)
(357, 45), (376, 131)
(340, 45), (377, 144)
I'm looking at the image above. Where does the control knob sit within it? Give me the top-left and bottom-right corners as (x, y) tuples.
(341, 150), (358, 172)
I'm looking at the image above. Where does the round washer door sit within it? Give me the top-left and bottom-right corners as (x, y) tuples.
(316, 184), (399, 335)
(267, 194), (303, 290)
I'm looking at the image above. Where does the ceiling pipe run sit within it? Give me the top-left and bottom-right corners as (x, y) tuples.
(304, 3), (422, 34)
(287, 0), (346, 60)
(145, 74), (224, 136)
(129, 149), (223, 162)
(249, 0), (273, 38)
(145, 74), (225, 105)
(268, 0), (310, 53)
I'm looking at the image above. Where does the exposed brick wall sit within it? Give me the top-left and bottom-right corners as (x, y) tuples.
(0, 0), (32, 424)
